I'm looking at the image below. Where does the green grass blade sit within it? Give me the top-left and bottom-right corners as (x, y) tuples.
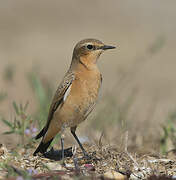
(3, 131), (15, 135)
(12, 101), (19, 115)
(1, 118), (14, 128)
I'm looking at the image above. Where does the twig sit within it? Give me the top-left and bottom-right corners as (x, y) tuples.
(125, 131), (139, 168)
(72, 146), (80, 172)
(98, 131), (104, 147)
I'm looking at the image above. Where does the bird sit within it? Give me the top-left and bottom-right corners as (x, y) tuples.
(33, 38), (115, 159)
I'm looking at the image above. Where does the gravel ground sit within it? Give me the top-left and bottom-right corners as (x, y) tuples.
(0, 143), (176, 180)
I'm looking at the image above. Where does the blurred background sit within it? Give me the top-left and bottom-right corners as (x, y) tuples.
(0, 0), (176, 154)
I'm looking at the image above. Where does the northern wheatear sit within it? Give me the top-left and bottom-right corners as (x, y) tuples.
(33, 39), (115, 158)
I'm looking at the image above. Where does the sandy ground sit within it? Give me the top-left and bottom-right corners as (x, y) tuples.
(0, 1), (176, 151)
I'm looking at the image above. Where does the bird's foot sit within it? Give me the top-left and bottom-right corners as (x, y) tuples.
(82, 151), (100, 163)
(43, 147), (73, 161)
(82, 152), (92, 160)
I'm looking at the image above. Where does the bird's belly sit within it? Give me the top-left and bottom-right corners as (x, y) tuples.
(58, 79), (101, 127)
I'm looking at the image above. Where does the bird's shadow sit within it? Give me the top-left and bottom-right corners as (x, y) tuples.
(43, 147), (73, 161)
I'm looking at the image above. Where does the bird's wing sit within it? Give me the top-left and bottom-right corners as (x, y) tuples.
(47, 71), (75, 125)
(35, 71), (75, 139)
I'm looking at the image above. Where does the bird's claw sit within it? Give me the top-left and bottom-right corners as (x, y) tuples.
(83, 152), (92, 160)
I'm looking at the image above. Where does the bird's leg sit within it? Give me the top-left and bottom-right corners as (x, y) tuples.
(70, 126), (90, 159)
(60, 134), (65, 165)
(61, 137), (64, 159)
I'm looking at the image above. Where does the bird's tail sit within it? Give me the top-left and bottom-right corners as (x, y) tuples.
(33, 138), (53, 156)
(35, 127), (46, 140)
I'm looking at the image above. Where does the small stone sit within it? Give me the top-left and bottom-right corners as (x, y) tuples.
(104, 170), (127, 180)
(46, 162), (62, 170)
(65, 163), (74, 168)
(0, 148), (4, 156)
(0, 144), (8, 156)
(84, 164), (95, 171)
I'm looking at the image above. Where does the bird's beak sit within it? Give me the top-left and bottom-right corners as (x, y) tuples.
(100, 45), (116, 50)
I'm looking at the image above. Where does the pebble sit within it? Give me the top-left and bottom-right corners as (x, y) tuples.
(104, 170), (127, 180)
(46, 162), (63, 170)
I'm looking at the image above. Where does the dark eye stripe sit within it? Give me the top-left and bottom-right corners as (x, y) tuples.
(87, 44), (93, 50)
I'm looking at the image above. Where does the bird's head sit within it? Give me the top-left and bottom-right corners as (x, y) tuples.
(71, 39), (115, 68)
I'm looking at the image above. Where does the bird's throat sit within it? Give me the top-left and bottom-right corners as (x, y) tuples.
(78, 56), (97, 70)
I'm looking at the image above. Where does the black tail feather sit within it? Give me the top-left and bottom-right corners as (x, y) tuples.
(33, 138), (53, 156)
(35, 127), (46, 140)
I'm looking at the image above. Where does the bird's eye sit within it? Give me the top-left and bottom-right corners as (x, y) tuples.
(86, 44), (93, 50)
